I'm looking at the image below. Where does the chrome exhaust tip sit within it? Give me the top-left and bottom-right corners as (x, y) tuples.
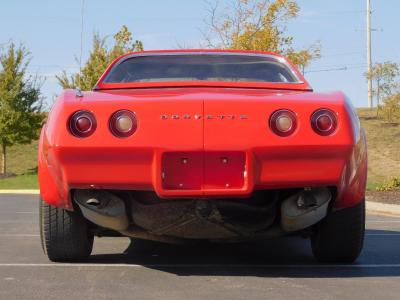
(74, 190), (129, 231)
(281, 187), (332, 232)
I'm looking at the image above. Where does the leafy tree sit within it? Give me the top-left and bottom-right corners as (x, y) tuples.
(203, 0), (320, 68)
(364, 61), (399, 107)
(57, 25), (143, 90)
(0, 43), (44, 174)
(380, 93), (400, 123)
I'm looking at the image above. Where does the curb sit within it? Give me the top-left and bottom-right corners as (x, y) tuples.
(366, 201), (400, 216)
(0, 190), (40, 195)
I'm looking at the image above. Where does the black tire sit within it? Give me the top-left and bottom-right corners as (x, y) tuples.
(311, 199), (365, 263)
(40, 199), (94, 262)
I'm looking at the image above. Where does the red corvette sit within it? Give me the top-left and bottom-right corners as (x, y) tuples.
(39, 50), (367, 263)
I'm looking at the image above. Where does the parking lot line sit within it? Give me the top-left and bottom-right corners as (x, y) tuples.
(0, 233), (397, 237)
(0, 212), (36, 214)
(0, 221), (36, 223)
(1, 263), (400, 268)
(0, 234), (39, 237)
(1, 220), (398, 224)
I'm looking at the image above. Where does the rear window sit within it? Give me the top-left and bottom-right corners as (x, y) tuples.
(104, 54), (300, 84)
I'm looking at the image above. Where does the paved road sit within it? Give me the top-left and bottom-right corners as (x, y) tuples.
(1, 194), (400, 300)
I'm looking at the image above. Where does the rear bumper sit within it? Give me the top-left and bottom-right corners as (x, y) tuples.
(39, 135), (367, 211)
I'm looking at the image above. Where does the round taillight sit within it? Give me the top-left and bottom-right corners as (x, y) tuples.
(311, 109), (338, 136)
(69, 110), (97, 138)
(109, 110), (137, 138)
(269, 109), (297, 137)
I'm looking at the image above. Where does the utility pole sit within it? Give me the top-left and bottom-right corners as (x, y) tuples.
(78, 0), (85, 89)
(367, 0), (373, 108)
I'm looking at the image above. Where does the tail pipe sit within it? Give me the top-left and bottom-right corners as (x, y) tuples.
(280, 187), (332, 232)
(73, 190), (186, 243)
(74, 190), (129, 231)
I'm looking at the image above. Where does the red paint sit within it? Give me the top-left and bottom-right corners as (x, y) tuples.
(38, 50), (367, 211)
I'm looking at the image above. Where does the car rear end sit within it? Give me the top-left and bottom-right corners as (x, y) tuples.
(38, 50), (367, 263)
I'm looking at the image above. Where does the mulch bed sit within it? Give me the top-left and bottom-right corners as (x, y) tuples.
(366, 190), (400, 205)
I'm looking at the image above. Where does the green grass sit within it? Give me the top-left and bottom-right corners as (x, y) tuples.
(0, 141), (39, 190)
(366, 181), (381, 191)
(7, 141), (38, 175)
(0, 108), (399, 190)
(358, 108), (400, 189)
(0, 174), (38, 189)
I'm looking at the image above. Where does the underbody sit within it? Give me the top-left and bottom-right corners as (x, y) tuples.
(72, 187), (333, 243)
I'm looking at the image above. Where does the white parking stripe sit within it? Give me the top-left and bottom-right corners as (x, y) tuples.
(0, 221), (36, 223)
(0, 234), (39, 237)
(0, 263), (400, 268)
(0, 233), (397, 237)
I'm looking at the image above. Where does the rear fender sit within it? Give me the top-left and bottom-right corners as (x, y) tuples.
(334, 128), (367, 209)
(38, 125), (71, 210)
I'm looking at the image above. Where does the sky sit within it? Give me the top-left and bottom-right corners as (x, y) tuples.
(1, 0), (399, 108)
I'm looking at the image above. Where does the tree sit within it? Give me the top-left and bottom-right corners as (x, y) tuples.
(0, 43), (44, 174)
(364, 61), (399, 107)
(203, 0), (320, 68)
(381, 93), (400, 123)
(56, 25), (143, 90)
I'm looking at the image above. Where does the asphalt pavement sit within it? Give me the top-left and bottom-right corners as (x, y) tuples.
(1, 194), (400, 300)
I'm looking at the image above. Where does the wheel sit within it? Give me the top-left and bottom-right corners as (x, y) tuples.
(311, 199), (365, 263)
(39, 198), (94, 262)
